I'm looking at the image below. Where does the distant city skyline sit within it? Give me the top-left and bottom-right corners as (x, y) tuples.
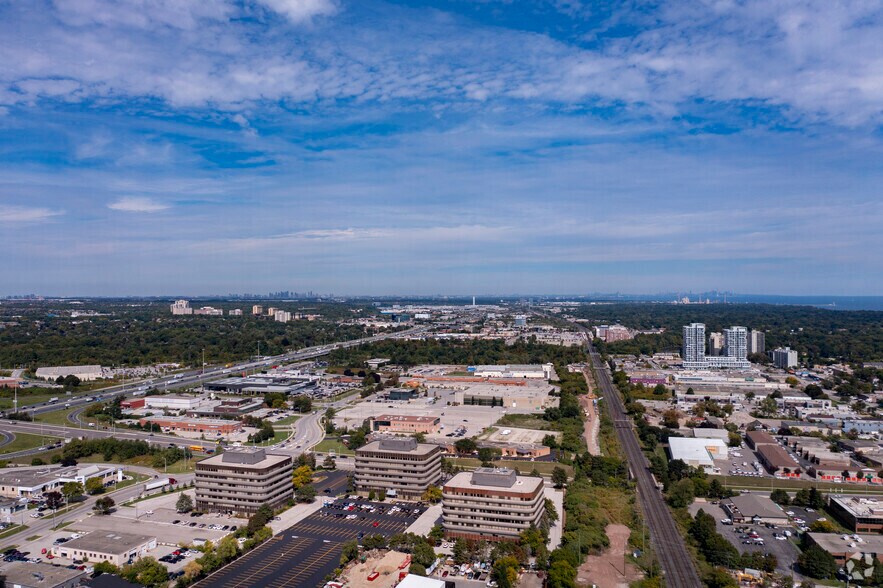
(1, 1), (881, 296)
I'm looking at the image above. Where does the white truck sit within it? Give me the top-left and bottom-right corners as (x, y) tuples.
(144, 478), (174, 492)
(48, 397), (59, 404)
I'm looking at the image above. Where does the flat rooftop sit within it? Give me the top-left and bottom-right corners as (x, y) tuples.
(374, 414), (439, 424)
(358, 439), (440, 456)
(808, 532), (883, 554)
(64, 531), (155, 554)
(445, 468), (543, 494)
(0, 561), (86, 586)
(0, 465), (77, 488)
(830, 495), (883, 518)
(724, 494), (787, 519)
(197, 450), (290, 469)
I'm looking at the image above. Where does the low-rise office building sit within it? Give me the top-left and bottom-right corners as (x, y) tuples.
(355, 438), (443, 500)
(472, 364), (554, 379)
(195, 448), (292, 515)
(722, 494), (789, 525)
(442, 467), (545, 542)
(668, 437), (729, 473)
(138, 416), (241, 435)
(370, 414), (441, 435)
(805, 532), (883, 565)
(53, 532), (156, 566)
(144, 395), (205, 411)
(829, 495), (883, 533)
(0, 465), (122, 498)
(1, 561), (87, 588)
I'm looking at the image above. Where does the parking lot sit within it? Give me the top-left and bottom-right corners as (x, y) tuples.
(197, 499), (418, 588)
(689, 501), (802, 577)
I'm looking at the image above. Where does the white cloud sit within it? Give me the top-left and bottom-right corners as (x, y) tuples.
(0, 205), (63, 222)
(107, 196), (170, 212)
(256, 0), (337, 23)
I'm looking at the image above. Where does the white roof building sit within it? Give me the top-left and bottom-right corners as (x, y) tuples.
(668, 437), (729, 472)
(34, 365), (103, 381)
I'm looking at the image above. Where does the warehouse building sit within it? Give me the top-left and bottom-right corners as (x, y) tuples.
(138, 416), (241, 435)
(756, 443), (799, 475)
(442, 468), (545, 542)
(35, 365), (103, 382)
(195, 448), (292, 515)
(668, 437), (728, 473)
(355, 437), (443, 500)
(53, 532), (156, 566)
(471, 364), (554, 380)
(722, 494), (790, 525)
(805, 532), (883, 565)
(144, 395), (206, 411)
(450, 383), (553, 410)
(746, 430), (777, 450)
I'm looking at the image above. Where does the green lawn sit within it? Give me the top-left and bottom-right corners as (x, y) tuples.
(495, 414), (555, 431)
(0, 432), (63, 456)
(720, 476), (883, 494)
(273, 414), (302, 427)
(33, 405), (100, 427)
(314, 439), (354, 455)
(77, 453), (197, 474)
(0, 525), (26, 540)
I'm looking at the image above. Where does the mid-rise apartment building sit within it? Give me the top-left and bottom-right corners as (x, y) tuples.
(772, 347), (799, 369)
(682, 323), (707, 368)
(195, 449), (292, 515)
(354, 437), (443, 499)
(170, 299), (193, 315)
(748, 330), (765, 355)
(442, 467), (545, 542)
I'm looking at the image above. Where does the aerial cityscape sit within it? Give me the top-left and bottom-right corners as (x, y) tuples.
(1, 2), (882, 588)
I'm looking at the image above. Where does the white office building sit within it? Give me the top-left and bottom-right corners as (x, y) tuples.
(772, 347), (799, 369)
(170, 300), (193, 315)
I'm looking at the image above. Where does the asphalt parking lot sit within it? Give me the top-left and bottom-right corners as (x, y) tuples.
(313, 469), (351, 497)
(196, 499), (417, 588)
(689, 502), (802, 577)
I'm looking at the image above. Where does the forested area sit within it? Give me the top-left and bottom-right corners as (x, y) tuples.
(326, 338), (586, 368)
(573, 303), (883, 363)
(0, 300), (383, 367)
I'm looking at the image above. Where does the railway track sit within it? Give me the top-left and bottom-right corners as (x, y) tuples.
(589, 347), (702, 587)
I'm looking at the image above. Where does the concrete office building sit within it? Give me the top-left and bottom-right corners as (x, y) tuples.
(829, 495), (883, 533)
(442, 468), (545, 542)
(354, 437), (443, 500)
(805, 533), (883, 565)
(772, 347), (799, 369)
(195, 449), (292, 515)
(748, 330), (765, 355)
(170, 299), (193, 315)
(274, 310), (291, 323)
(0, 465), (122, 498)
(370, 414), (441, 435)
(53, 532), (156, 566)
(682, 323), (707, 368)
(1, 561), (87, 588)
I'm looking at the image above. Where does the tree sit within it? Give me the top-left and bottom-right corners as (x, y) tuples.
(809, 520), (837, 533)
(292, 465), (313, 489)
(477, 447), (500, 465)
(542, 434), (559, 449)
(454, 438), (477, 454)
(45, 491), (64, 510)
(216, 535), (240, 562)
(182, 560), (203, 581)
(793, 487), (811, 506)
(727, 432), (742, 448)
(61, 481), (84, 503)
(704, 567), (738, 588)
(653, 383), (668, 396)
(340, 539), (359, 565)
(296, 484), (317, 503)
(808, 487), (826, 509)
(93, 561), (121, 576)
(551, 466), (568, 489)
(176, 493), (194, 513)
(428, 524), (444, 545)
(757, 397), (778, 417)
(121, 556), (168, 587)
(492, 556), (520, 588)
(546, 559), (576, 588)
(452, 538), (470, 564)
(667, 478), (695, 508)
(31, 457), (45, 466)
(770, 489), (790, 505)
(93, 496), (115, 514)
(662, 410), (680, 429)
(85, 477), (105, 495)
(798, 545), (836, 579)
(422, 485), (442, 503)
(322, 455), (337, 470)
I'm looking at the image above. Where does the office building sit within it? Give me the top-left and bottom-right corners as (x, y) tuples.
(668, 437), (728, 473)
(805, 533), (883, 565)
(53, 532), (156, 566)
(170, 299), (193, 315)
(252, 305), (263, 315)
(138, 416), (241, 435)
(229, 308), (243, 316)
(682, 323), (707, 368)
(370, 415), (441, 435)
(708, 332), (724, 356)
(1, 561), (87, 588)
(354, 437), (443, 500)
(193, 306), (223, 316)
(472, 364), (554, 379)
(748, 330), (765, 355)
(442, 467), (545, 541)
(514, 315), (527, 327)
(772, 347), (799, 369)
(144, 395), (205, 411)
(0, 465), (122, 498)
(721, 494), (789, 525)
(195, 448), (292, 515)
(828, 495), (883, 533)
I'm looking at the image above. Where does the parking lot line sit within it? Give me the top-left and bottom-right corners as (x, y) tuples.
(228, 540), (313, 586)
(266, 543), (339, 588)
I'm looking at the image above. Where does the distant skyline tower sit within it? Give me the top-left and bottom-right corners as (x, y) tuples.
(472, 296), (476, 306)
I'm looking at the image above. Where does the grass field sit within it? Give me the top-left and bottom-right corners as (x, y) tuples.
(314, 438), (354, 455)
(448, 457), (573, 477)
(78, 453), (197, 474)
(0, 432), (63, 456)
(33, 405), (100, 427)
(720, 476), (883, 494)
(273, 414), (302, 427)
(0, 525), (26, 540)
(495, 414), (555, 431)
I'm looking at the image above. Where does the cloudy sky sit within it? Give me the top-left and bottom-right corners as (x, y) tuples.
(1, 0), (881, 296)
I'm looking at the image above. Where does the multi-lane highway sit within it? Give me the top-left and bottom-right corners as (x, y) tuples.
(588, 346), (702, 588)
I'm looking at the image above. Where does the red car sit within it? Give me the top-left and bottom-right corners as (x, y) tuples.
(372, 521), (380, 527)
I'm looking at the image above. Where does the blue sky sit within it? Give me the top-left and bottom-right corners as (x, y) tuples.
(1, 0), (881, 296)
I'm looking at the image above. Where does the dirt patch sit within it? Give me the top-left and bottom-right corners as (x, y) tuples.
(577, 524), (641, 588)
(579, 394), (601, 456)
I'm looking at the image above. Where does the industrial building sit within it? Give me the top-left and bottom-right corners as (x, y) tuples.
(0, 465), (122, 498)
(829, 495), (883, 533)
(667, 437), (728, 472)
(442, 468), (545, 542)
(53, 532), (156, 566)
(354, 437), (443, 500)
(35, 365), (103, 382)
(195, 448), (292, 515)
(805, 532), (883, 565)
(370, 414), (441, 435)
(471, 364), (554, 380)
(450, 382), (553, 410)
(205, 376), (315, 396)
(144, 395), (206, 411)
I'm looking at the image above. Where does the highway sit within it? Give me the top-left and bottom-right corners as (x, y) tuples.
(588, 346), (702, 588)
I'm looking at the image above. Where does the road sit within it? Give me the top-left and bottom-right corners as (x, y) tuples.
(588, 346), (702, 588)
(10, 325), (427, 420)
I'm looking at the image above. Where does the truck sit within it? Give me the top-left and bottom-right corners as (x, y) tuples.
(144, 478), (173, 492)
(48, 397), (59, 404)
